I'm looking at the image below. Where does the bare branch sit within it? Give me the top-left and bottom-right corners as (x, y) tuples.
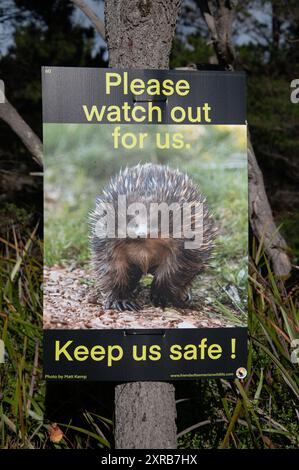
(248, 134), (291, 277)
(198, 0), (235, 69)
(71, 0), (106, 40)
(198, 0), (218, 41)
(0, 99), (43, 167)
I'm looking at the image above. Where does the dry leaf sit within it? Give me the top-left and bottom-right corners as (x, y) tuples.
(49, 423), (64, 443)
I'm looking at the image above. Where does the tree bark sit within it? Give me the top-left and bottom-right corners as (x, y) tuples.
(197, 0), (237, 70)
(198, 0), (291, 277)
(115, 382), (177, 449)
(248, 134), (291, 276)
(105, 0), (181, 449)
(105, 0), (181, 69)
(0, 98), (43, 167)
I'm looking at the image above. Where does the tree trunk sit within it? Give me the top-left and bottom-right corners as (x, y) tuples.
(105, 0), (181, 69)
(115, 382), (177, 449)
(198, 0), (236, 70)
(198, 0), (291, 277)
(105, 0), (180, 449)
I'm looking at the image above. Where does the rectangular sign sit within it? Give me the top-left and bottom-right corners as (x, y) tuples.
(42, 67), (246, 124)
(44, 328), (247, 381)
(42, 67), (248, 381)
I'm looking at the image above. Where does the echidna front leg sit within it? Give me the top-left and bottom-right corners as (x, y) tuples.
(150, 251), (200, 308)
(92, 237), (143, 311)
(103, 262), (143, 312)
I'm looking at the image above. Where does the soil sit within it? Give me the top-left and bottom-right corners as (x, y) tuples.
(44, 265), (237, 329)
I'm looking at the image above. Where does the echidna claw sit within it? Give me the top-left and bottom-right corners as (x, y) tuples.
(104, 299), (142, 312)
(184, 292), (192, 304)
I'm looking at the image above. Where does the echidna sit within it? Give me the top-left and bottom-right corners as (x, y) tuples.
(90, 163), (216, 311)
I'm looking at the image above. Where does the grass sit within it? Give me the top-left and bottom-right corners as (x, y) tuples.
(0, 206), (298, 448)
(1, 126), (297, 449)
(177, 242), (299, 449)
(0, 219), (46, 448)
(0, 211), (112, 448)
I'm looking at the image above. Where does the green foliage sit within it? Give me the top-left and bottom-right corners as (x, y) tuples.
(1, 0), (299, 450)
(0, 224), (112, 448)
(0, 222), (45, 448)
(177, 242), (299, 449)
(170, 35), (213, 68)
(1, 223), (298, 448)
(0, 0), (107, 164)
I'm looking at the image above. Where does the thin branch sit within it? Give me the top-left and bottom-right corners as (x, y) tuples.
(0, 99), (43, 167)
(71, 0), (106, 40)
(198, 0), (218, 41)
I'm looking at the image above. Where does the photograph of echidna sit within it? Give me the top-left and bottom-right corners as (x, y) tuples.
(44, 124), (248, 330)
